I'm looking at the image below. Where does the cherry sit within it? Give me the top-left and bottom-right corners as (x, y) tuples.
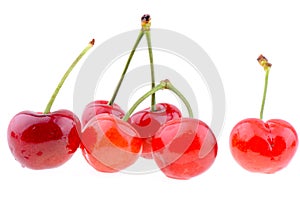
(129, 103), (182, 159)
(152, 118), (218, 180)
(229, 55), (298, 173)
(80, 114), (143, 172)
(80, 100), (125, 171)
(79, 15), (155, 168)
(7, 39), (94, 169)
(230, 118), (298, 173)
(7, 110), (81, 169)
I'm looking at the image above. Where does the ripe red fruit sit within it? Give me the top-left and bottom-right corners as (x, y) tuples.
(129, 103), (181, 159)
(230, 118), (298, 173)
(229, 55), (298, 173)
(7, 110), (81, 169)
(152, 118), (218, 180)
(80, 114), (143, 172)
(81, 100), (125, 126)
(7, 39), (94, 170)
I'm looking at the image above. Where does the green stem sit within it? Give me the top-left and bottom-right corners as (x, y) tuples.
(108, 30), (144, 105)
(166, 81), (194, 118)
(44, 39), (94, 114)
(123, 84), (164, 121)
(122, 80), (193, 121)
(260, 67), (270, 120)
(145, 30), (156, 111)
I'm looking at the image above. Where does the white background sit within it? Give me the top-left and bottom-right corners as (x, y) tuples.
(1, 0), (300, 199)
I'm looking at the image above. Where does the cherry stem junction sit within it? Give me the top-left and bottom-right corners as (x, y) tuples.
(142, 14), (156, 112)
(44, 39), (95, 114)
(123, 79), (193, 121)
(257, 54), (272, 120)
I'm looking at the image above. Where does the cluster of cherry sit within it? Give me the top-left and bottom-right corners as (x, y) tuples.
(6, 15), (298, 180)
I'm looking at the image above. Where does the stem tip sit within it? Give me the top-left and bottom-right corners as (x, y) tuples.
(141, 14), (151, 30)
(89, 39), (95, 46)
(257, 54), (272, 70)
(141, 14), (151, 23)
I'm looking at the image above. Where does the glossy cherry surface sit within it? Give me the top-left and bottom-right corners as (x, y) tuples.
(152, 118), (218, 180)
(80, 114), (142, 172)
(129, 103), (181, 159)
(7, 109), (81, 170)
(230, 118), (298, 173)
(81, 100), (125, 126)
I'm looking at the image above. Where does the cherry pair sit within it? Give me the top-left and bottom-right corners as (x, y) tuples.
(80, 15), (218, 179)
(80, 80), (218, 180)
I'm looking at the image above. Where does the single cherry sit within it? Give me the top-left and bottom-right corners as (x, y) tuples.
(7, 39), (94, 170)
(152, 118), (218, 180)
(80, 114), (143, 172)
(229, 55), (298, 173)
(230, 118), (298, 173)
(8, 110), (81, 169)
(129, 103), (182, 159)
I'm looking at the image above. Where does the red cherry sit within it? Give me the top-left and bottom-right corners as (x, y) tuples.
(81, 100), (125, 171)
(229, 55), (299, 173)
(7, 39), (94, 170)
(129, 103), (181, 159)
(230, 118), (298, 173)
(152, 118), (218, 180)
(7, 110), (81, 169)
(80, 114), (143, 172)
(81, 100), (125, 126)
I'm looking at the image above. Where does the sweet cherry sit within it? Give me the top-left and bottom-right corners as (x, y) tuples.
(230, 118), (298, 173)
(8, 110), (81, 169)
(229, 55), (298, 173)
(129, 103), (182, 159)
(80, 114), (143, 172)
(7, 39), (94, 169)
(152, 118), (218, 180)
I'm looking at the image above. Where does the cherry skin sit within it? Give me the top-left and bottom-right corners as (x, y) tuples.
(128, 103), (182, 159)
(230, 118), (298, 173)
(152, 118), (218, 180)
(81, 100), (125, 126)
(7, 109), (81, 170)
(80, 114), (143, 172)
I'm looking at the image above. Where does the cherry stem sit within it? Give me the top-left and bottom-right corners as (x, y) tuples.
(108, 30), (145, 106)
(123, 79), (193, 121)
(143, 19), (156, 112)
(260, 67), (270, 120)
(44, 39), (95, 114)
(257, 54), (272, 120)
